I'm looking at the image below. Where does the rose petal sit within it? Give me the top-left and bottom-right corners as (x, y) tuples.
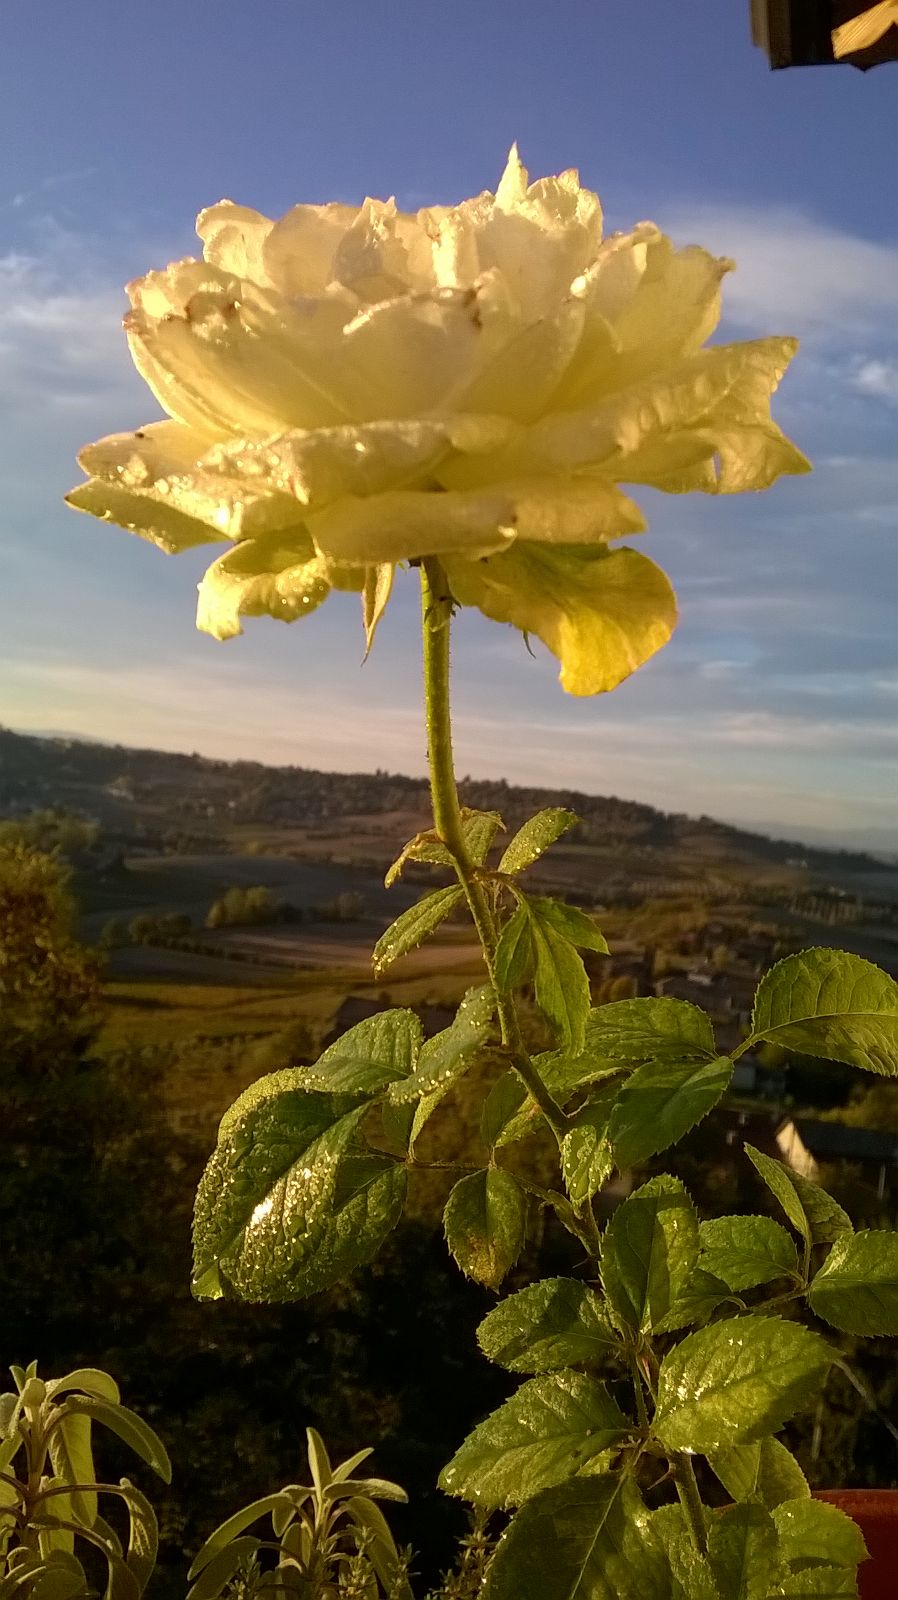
(199, 414), (515, 509)
(444, 543), (677, 694)
(306, 476), (644, 564)
(126, 262), (355, 433)
(196, 529), (363, 640)
(263, 201), (368, 297)
(196, 200), (276, 284)
(333, 277), (518, 420)
(79, 420), (305, 539)
(502, 338), (803, 487)
(65, 477), (221, 554)
(362, 563), (394, 657)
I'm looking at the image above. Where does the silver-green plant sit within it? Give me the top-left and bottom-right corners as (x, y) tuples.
(186, 1428), (411, 1600)
(0, 1363), (170, 1600)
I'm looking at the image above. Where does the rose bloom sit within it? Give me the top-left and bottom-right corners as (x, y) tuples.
(68, 149), (808, 694)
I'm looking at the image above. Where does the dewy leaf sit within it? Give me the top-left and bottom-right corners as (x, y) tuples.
(602, 1174), (699, 1334)
(654, 1267), (733, 1334)
(494, 904), (535, 992)
(481, 1071), (528, 1150)
(609, 1056), (732, 1169)
(438, 1371), (632, 1508)
(385, 808), (503, 886)
(561, 1089), (618, 1205)
(193, 1093), (371, 1300)
(529, 903), (591, 1052)
(698, 1215), (800, 1292)
(747, 948), (898, 1076)
(772, 1497), (868, 1571)
(300, 1008), (423, 1095)
(583, 997), (717, 1062)
(492, 1049), (623, 1149)
(777, 1566), (860, 1598)
(654, 1316), (833, 1454)
(529, 898), (609, 955)
(444, 1168), (527, 1289)
(372, 884), (465, 974)
(497, 808), (579, 875)
(480, 1473), (671, 1600)
(707, 1502), (782, 1600)
(296, 1152), (407, 1297)
(706, 1437), (810, 1510)
(390, 985), (494, 1101)
(648, 1504), (719, 1600)
(477, 1277), (621, 1373)
(745, 1144), (853, 1246)
(807, 1230), (898, 1335)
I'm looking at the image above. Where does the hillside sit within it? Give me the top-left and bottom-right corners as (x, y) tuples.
(0, 724), (890, 883)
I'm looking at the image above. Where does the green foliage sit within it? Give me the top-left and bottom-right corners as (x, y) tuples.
(745, 947), (898, 1076)
(205, 886), (284, 930)
(560, 1091), (617, 1205)
(707, 1502), (781, 1600)
(706, 1437), (810, 1509)
(608, 1055), (733, 1169)
(654, 1317), (833, 1453)
(385, 810), (503, 887)
(443, 1169), (527, 1289)
(0, 1363), (167, 1600)
(807, 1230), (898, 1334)
(193, 1090), (406, 1302)
(601, 1175), (699, 1335)
(438, 1371), (631, 1509)
(496, 808), (578, 875)
(0, 843), (100, 1075)
(697, 1215), (801, 1293)
(772, 1498), (867, 1572)
(476, 1278), (620, 1374)
(479, 1474), (669, 1600)
(745, 1145), (854, 1246)
(493, 891), (608, 1051)
(581, 996), (717, 1061)
(186, 1427), (410, 1600)
(372, 887), (465, 975)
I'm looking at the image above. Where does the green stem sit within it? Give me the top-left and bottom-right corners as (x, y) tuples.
(627, 1349), (650, 1431)
(419, 560), (572, 1148)
(672, 1455), (708, 1555)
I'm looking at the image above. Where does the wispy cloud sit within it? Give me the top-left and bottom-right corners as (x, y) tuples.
(854, 359), (898, 403)
(660, 202), (898, 338)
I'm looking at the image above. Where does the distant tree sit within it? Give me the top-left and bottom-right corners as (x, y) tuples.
(205, 884), (283, 928)
(0, 842), (100, 1081)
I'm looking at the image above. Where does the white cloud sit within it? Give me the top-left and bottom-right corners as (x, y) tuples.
(660, 201), (898, 340)
(854, 359), (898, 402)
(0, 247), (133, 410)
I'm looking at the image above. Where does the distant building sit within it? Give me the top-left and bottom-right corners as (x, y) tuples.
(776, 1116), (898, 1199)
(752, 1), (898, 69)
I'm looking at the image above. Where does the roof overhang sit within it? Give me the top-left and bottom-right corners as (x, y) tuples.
(751, 0), (898, 67)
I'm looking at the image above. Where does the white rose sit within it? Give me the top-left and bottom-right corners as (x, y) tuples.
(68, 148), (808, 694)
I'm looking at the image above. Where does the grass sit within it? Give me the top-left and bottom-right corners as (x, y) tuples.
(98, 959), (484, 1049)
(99, 977), (342, 1046)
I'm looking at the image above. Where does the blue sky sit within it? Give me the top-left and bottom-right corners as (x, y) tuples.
(1, 0), (896, 848)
